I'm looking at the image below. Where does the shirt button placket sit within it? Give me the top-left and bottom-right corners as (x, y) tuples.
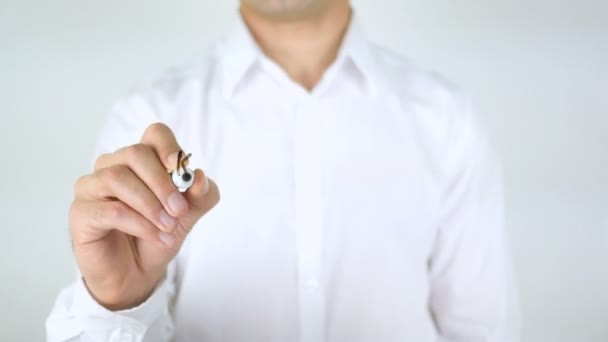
(109, 324), (145, 342)
(293, 97), (326, 342)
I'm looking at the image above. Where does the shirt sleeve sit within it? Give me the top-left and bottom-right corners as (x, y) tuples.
(46, 265), (176, 342)
(46, 93), (178, 342)
(429, 95), (521, 342)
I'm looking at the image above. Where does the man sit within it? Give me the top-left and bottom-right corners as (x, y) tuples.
(47, 0), (520, 341)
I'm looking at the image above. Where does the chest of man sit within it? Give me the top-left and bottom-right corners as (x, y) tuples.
(165, 88), (442, 341)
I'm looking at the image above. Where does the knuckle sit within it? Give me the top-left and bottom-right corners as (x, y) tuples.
(93, 153), (110, 170)
(98, 165), (130, 184)
(73, 175), (89, 195)
(101, 202), (125, 225)
(145, 122), (170, 138)
(124, 143), (151, 161)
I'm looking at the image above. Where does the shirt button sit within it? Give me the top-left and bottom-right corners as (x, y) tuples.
(109, 326), (144, 342)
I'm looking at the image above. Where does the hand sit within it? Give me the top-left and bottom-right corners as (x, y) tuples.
(69, 123), (220, 310)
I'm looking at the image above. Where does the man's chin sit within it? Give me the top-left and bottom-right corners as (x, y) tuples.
(242, 0), (325, 20)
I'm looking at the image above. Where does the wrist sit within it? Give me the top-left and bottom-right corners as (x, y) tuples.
(83, 275), (162, 311)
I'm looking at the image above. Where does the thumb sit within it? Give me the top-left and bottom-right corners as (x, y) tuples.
(178, 169), (220, 234)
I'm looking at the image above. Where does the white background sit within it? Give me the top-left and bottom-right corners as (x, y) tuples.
(1, 0), (607, 340)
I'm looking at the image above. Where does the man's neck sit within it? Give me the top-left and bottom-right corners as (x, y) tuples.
(240, 2), (352, 91)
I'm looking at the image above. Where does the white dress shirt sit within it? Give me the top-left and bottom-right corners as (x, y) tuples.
(46, 14), (520, 342)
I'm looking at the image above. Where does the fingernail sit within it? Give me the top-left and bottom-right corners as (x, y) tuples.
(159, 210), (177, 231)
(202, 176), (210, 195)
(159, 232), (176, 247)
(168, 191), (188, 214)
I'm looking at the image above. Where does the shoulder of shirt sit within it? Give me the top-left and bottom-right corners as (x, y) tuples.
(116, 46), (222, 107)
(368, 43), (470, 113)
(368, 43), (494, 161)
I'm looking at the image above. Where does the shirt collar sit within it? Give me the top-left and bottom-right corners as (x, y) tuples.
(218, 12), (377, 99)
(339, 16), (378, 96)
(217, 14), (261, 99)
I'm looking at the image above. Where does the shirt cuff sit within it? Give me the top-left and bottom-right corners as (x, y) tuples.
(71, 276), (171, 341)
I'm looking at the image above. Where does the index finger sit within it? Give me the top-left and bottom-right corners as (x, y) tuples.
(140, 122), (182, 171)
